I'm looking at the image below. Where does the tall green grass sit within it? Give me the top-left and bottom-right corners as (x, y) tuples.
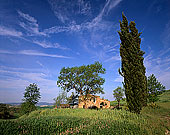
(0, 108), (167, 135)
(0, 91), (170, 135)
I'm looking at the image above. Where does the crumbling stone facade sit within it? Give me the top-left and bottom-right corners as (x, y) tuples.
(78, 94), (110, 109)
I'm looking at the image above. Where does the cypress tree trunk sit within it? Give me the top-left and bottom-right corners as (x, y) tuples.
(118, 13), (147, 114)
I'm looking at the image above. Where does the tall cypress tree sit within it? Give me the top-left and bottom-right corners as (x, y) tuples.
(118, 13), (147, 114)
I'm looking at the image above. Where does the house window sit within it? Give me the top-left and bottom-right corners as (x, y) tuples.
(93, 98), (96, 103)
(100, 102), (104, 108)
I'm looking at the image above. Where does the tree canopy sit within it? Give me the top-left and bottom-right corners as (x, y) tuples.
(118, 13), (147, 114)
(113, 87), (124, 108)
(54, 90), (68, 107)
(147, 74), (166, 103)
(23, 83), (41, 105)
(57, 61), (106, 96)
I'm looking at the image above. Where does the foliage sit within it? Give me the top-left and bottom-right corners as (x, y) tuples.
(67, 92), (78, 106)
(57, 62), (106, 108)
(0, 106), (169, 135)
(0, 104), (11, 119)
(23, 83), (41, 105)
(147, 74), (166, 103)
(57, 61), (106, 96)
(113, 87), (124, 108)
(20, 102), (37, 115)
(54, 90), (68, 107)
(147, 103), (160, 109)
(118, 13), (147, 114)
(110, 100), (126, 106)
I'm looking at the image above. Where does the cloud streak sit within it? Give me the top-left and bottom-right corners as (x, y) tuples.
(144, 52), (170, 89)
(48, 0), (91, 23)
(18, 10), (46, 36)
(32, 40), (69, 50)
(0, 67), (59, 102)
(161, 20), (170, 46)
(19, 50), (71, 58)
(0, 49), (71, 59)
(0, 25), (23, 37)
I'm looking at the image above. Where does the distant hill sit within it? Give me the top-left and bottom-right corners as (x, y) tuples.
(37, 102), (54, 106)
(4, 102), (54, 106)
(158, 90), (170, 102)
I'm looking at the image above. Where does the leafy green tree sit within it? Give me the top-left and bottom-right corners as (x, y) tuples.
(54, 90), (68, 107)
(23, 83), (41, 105)
(113, 87), (124, 108)
(118, 13), (147, 114)
(21, 83), (41, 115)
(20, 102), (36, 115)
(57, 61), (106, 108)
(147, 74), (166, 103)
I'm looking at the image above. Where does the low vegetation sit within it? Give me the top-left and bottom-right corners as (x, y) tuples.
(0, 90), (169, 135)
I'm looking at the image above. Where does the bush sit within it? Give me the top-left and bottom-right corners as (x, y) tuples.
(0, 104), (11, 119)
(20, 102), (36, 115)
(148, 103), (160, 109)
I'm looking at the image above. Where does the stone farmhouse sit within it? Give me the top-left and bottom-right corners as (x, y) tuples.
(78, 94), (110, 109)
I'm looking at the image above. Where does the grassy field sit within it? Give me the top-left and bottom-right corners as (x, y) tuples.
(0, 91), (170, 135)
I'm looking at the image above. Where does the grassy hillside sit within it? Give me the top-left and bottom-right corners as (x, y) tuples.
(0, 91), (170, 135)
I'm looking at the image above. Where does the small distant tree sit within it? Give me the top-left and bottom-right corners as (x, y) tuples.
(54, 90), (68, 107)
(147, 74), (166, 103)
(57, 61), (106, 108)
(23, 83), (41, 104)
(113, 87), (124, 108)
(21, 83), (41, 115)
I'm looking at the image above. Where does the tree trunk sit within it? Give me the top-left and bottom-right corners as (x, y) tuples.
(118, 100), (120, 108)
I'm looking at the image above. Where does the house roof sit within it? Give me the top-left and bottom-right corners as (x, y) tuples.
(79, 94), (100, 98)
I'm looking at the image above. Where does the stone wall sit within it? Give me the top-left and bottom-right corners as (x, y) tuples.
(78, 95), (110, 109)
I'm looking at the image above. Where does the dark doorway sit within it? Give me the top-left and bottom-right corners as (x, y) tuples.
(100, 102), (104, 108)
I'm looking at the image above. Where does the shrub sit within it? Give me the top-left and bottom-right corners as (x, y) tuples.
(148, 103), (160, 109)
(0, 104), (11, 119)
(20, 102), (36, 115)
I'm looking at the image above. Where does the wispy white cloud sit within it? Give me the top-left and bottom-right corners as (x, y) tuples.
(32, 40), (69, 50)
(18, 10), (37, 23)
(17, 10), (46, 36)
(107, 0), (122, 13)
(0, 67), (59, 102)
(19, 50), (71, 58)
(48, 0), (91, 23)
(105, 55), (120, 62)
(144, 52), (170, 89)
(46, 0), (121, 33)
(44, 26), (70, 34)
(85, 0), (122, 29)
(160, 48), (170, 56)
(0, 65), (45, 73)
(19, 0), (122, 63)
(0, 49), (71, 59)
(161, 20), (170, 46)
(114, 76), (123, 83)
(0, 25), (23, 37)
(0, 50), (14, 54)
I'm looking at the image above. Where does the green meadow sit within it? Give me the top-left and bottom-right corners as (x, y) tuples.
(0, 90), (170, 135)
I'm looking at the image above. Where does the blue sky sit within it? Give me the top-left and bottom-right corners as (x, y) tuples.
(0, 0), (170, 103)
